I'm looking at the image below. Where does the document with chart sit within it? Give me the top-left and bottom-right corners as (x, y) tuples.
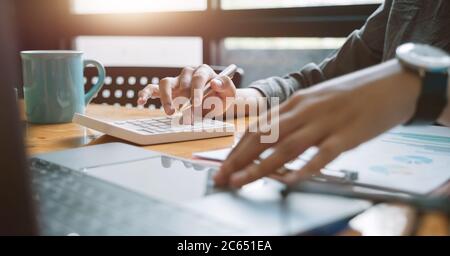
(326, 125), (450, 195)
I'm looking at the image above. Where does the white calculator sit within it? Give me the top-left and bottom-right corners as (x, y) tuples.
(73, 113), (235, 145)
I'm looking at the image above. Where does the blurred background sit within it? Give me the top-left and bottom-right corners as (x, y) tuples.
(12, 0), (382, 88)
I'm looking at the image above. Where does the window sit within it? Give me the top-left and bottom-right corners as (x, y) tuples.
(222, 0), (382, 10)
(224, 38), (346, 50)
(75, 36), (203, 67)
(71, 0), (206, 14)
(71, 0), (206, 67)
(68, 0), (378, 82)
(220, 38), (346, 86)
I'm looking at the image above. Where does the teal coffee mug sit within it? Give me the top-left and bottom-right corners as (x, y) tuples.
(20, 50), (105, 124)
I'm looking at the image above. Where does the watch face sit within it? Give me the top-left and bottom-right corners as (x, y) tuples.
(396, 43), (450, 71)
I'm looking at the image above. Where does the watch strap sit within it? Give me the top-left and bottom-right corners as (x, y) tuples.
(407, 71), (448, 125)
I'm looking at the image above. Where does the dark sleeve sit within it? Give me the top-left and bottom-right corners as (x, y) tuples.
(248, 0), (392, 106)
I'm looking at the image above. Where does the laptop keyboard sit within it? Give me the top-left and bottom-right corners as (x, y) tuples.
(29, 158), (239, 236)
(112, 117), (234, 135)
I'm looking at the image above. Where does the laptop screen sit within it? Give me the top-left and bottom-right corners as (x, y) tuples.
(0, 0), (21, 92)
(0, 0), (38, 235)
(85, 156), (213, 204)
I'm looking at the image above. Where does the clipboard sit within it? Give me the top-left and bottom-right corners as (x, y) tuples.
(283, 173), (450, 213)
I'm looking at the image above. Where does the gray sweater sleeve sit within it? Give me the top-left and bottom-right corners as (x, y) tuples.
(248, 1), (391, 107)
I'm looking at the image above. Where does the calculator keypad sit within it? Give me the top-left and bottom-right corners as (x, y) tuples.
(113, 117), (232, 135)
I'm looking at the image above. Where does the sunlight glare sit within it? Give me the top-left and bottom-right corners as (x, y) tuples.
(72, 0), (206, 14)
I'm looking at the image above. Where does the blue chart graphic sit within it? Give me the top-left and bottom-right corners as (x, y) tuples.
(393, 155), (433, 165)
(369, 165), (391, 175)
(369, 164), (413, 176)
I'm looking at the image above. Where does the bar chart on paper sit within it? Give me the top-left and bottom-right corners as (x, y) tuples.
(326, 126), (450, 195)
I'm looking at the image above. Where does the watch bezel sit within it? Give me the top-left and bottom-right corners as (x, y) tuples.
(396, 43), (450, 72)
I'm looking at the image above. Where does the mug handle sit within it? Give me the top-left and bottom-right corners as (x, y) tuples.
(83, 59), (106, 106)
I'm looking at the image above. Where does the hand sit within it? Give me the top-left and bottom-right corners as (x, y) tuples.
(137, 64), (237, 118)
(214, 59), (422, 188)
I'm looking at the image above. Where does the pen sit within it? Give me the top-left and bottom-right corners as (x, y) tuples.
(282, 157), (359, 182)
(318, 168), (359, 182)
(178, 64), (238, 113)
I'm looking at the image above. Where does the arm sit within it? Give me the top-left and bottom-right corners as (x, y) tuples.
(248, 0), (392, 107)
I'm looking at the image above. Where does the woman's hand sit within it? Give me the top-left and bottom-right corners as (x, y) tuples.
(214, 59), (422, 188)
(137, 64), (237, 118)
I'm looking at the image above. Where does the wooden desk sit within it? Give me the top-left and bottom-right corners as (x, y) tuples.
(25, 104), (449, 236)
(26, 104), (253, 158)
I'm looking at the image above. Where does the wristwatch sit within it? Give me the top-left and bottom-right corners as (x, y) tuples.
(396, 43), (450, 125)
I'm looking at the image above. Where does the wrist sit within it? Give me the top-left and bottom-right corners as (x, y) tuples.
(391, 60), (422, 123)
(225, 88), (265, 117)
(236, 88), (264, 98)
(357, 59), (422, 125)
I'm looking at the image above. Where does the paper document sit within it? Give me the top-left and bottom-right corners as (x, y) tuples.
(193, 148), (231, 162)
(326, 125), (450, 195)
(193, 148), (275, 162)
(194, 126), (450, 195)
